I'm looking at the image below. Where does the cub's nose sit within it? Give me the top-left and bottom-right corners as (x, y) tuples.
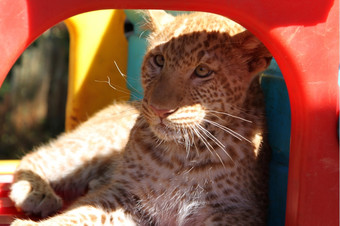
(150, 105), (177, 119)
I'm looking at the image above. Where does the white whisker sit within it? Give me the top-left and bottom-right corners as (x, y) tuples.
(188, 125), (200, 157)
(183, 128), (191, 158)
(196, 124), (225, 150)
(94, 76), (117, 90)
(155, 138), (164, 148)
(192, 126), (225, 168)
(113, 61), (144, 97)
(113, 61), (126, 78)
(196, 124), (233, 161)
(206, 109), (252, 123)
(94, 76), (141, 100)
(203, 119), (252, 144)
(176, 126), (190, 157)
(139, 30), (147, 39)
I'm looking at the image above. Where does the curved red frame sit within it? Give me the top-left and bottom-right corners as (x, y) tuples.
(0, 0), (338, 225)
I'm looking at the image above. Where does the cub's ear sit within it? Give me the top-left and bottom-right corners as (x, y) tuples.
(144, 10), (175, 32)
(232, 30), (273, 75)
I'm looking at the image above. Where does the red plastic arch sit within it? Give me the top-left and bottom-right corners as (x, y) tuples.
(0, 0), (338, 225)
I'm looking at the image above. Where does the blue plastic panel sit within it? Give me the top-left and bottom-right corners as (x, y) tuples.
(262, 60), (291, 226)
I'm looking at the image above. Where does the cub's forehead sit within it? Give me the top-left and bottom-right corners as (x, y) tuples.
(175, 12), (245, 35)
(148, 12), (245, 48)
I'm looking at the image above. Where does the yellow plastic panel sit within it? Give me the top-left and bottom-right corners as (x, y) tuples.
(65, 10), (129, 131)
(0, 160), (19, 174)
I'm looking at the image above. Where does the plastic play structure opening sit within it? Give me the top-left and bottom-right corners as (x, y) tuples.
(0, 1), (338, 226)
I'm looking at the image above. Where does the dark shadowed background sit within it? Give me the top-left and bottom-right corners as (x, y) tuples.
(0, 23), (69, 159)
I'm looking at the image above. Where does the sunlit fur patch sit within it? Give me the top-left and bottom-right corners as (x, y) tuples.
(167, 104), (206, 126)
(148, 104), (206, 142)
(252, 132), (263, 157)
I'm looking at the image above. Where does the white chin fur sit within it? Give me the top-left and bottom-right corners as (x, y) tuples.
(150, 123), (184, 142)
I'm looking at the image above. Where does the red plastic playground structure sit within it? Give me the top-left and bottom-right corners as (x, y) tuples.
(0, 0), (338, 225)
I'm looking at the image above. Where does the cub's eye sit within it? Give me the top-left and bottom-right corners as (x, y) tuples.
(154, 54), (165, 67)
(194, 64), (213, 78)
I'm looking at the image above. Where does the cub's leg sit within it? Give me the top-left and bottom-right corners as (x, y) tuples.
(11, 206), (136, 226)
(10, 103), (139, 217)
(11, 184), (138, 226)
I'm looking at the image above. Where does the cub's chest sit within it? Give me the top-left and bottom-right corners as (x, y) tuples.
(134, 178), (210, 226)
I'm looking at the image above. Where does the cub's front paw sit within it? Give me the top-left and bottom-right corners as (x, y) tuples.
(10, 179), (63, 217)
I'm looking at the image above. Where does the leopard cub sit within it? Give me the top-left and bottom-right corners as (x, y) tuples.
(10, 10), (272, 226)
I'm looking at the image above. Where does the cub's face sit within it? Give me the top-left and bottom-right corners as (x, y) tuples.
(140, 12), (271, 141)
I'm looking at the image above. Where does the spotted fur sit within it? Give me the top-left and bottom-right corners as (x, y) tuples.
(10, 11), (272, 226)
